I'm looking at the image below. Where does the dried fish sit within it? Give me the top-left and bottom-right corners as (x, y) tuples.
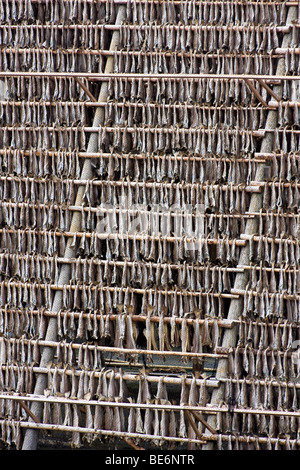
(0, 0), (299, 450)
(180, 318), (189, 362)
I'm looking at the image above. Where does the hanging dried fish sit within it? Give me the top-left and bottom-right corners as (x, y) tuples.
(125, 311), (137, 352)
(180, 318), (189, 362)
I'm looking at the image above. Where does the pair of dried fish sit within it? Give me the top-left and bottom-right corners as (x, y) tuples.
(113, 312), (137, 351)
(119, 23), (280, 54)
(0, 226), (99, 259)
(0, 48), (100, 74)
(247, 235), (300, 267)
(0, 125), (88, 152)
(142, 313), (218, 357)
(119, 125), (255, 155)
(95, 179), (245, 212)
(130, 287), (300, 324)
(106, 73), (260, 109)
(225, 377), (299, 411)
(237, 318), (299, 352)
(96, 153), (269, 189)
(0, 227), (65, 258)
(102, 258), (232, 291)
(1, 101), (86, 127)
(228, 344), (300, 380)
(103, 100), (266, 133)
(0, 226), (235, 265)
(60, 284), (136, 317)
(0, 23), (44, 48)
(0, 24), (107, 51)
(248, 265), (300, 295)
(1, 75), (85, 103)
(0, 335), (100, 371)
(0, 200), (70, 232)
(183, 0), (286, 26)
(242, 288), (286, 319)
(57, 309), (97, 342)
(0, 336), (40, 367)
(0, 0), (35, 23)
(122, 0), (285, 26)
(262, 211), (300, 240)
(1, 252), (55, 282)
(0, 177), (78, 206)
(0, 0), (107, 25)
(223, 409), (294, 440)
(96, 208), (238, 242)
(0, 148), (81, 179)
(262, 182), (300, 212)
(0, 364), (34, 402)
(43, 369), (125, 444)
(0, 305), (47, 339)
(225, 380), (299, 436)
(0, 278), (52, 310)
(141, 286), (223, 319)
(0, 419), (22, 449)
(57, 299), (217, 353)
(217, 434), (297, 451)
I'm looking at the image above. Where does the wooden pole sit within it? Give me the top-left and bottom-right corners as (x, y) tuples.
(202, 4), (300, 449)
(21, 5), (128, 451)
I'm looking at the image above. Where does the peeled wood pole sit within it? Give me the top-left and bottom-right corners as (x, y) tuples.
(21, 5), (127, 450)
(1, 72), (300, 81)
(203, 6), (299, 449)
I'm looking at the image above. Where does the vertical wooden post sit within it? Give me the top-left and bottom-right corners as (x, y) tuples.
(202, 5), (299, 449)
(21, 5), (127, 451)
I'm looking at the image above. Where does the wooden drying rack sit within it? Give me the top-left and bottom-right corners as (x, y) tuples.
(20, 0), (300, 5)
(0, 71), (297, 106)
